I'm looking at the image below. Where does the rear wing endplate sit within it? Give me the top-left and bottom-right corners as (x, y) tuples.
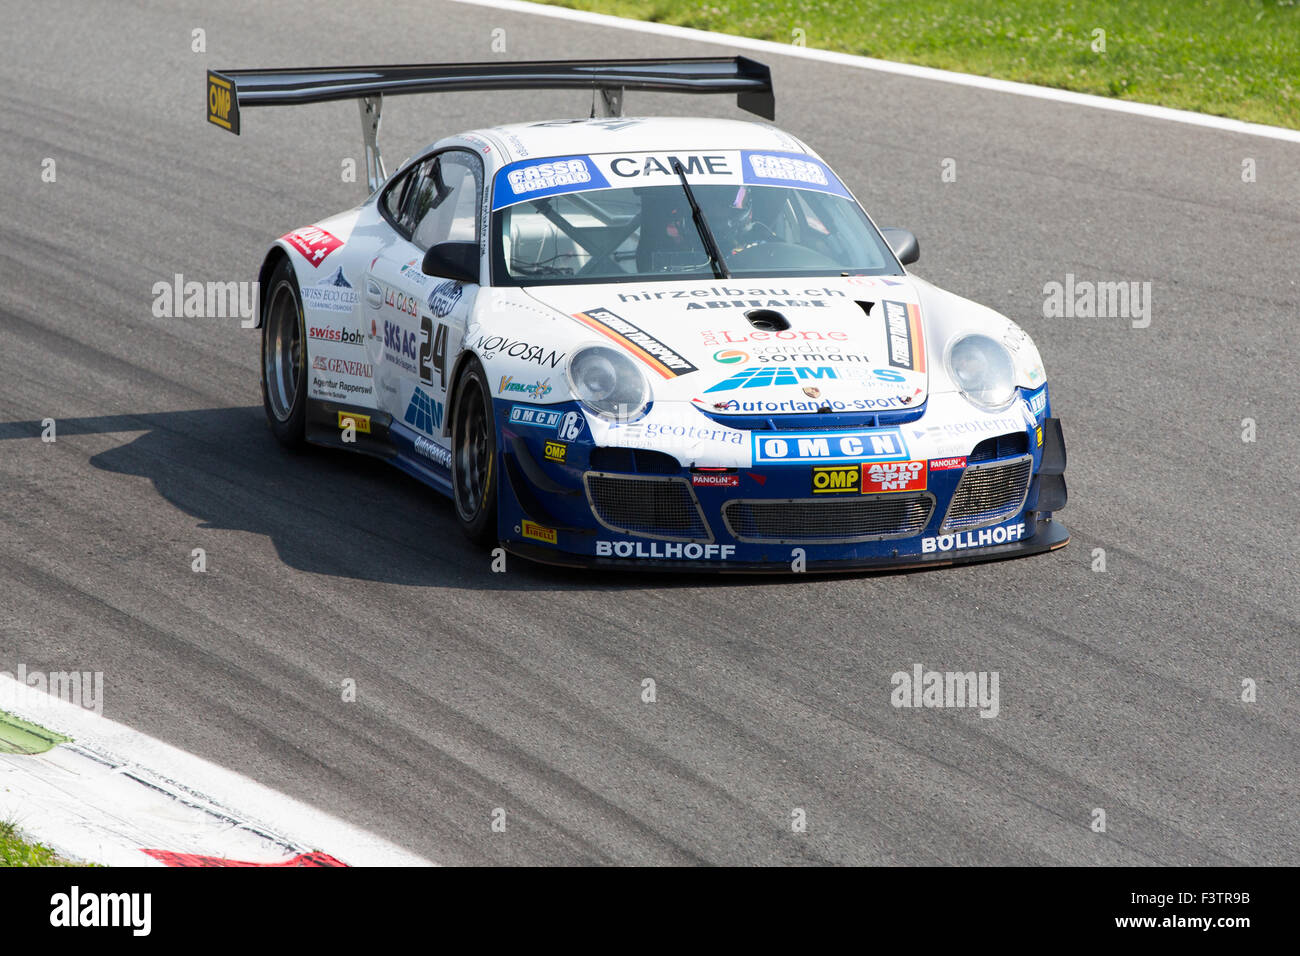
(206, 57), (775, 192)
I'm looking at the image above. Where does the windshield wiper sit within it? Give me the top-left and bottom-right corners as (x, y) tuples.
(670, 157), (730, 279)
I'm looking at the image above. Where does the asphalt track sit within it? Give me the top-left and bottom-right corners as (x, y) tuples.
(1, 0), (1296, 865)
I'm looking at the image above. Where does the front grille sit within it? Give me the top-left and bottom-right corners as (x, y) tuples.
(584, 473), (711, 541)
(587, 447), (680, 474)
(968, 432), (1029, 462)
(723, 494), (934, 544)
(941, 454), (1033, 532)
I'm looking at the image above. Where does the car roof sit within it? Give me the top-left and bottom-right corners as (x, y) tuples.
(446, 116), (815, 169)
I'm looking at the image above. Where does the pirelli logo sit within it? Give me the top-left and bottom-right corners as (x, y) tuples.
(521, 520), (557, 545)
(571, 307), (697, 379)
(338, 411), (370, 434)
(207, 71), (239, 134)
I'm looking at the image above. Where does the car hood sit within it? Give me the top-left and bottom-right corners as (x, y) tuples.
(521, 276), (929, 416)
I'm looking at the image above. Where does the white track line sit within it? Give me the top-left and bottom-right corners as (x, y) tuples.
(449, 0), (1300, 144)
(0, 676), (433, 866)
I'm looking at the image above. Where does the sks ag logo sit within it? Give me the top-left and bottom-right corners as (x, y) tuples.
(704, 366), (837, 393)
(404, 387), (444, 435)
(384, 321), (419, 360)
(754, 428), (908, 465)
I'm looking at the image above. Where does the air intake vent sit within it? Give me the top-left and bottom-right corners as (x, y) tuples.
(723, 494), (934, 544)
(941, 454), (1032, 532)
(584, 473), (711, 541)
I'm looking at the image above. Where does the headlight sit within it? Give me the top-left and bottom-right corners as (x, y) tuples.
(566, 345), (650, 420)
(946, 333), (1016, 410)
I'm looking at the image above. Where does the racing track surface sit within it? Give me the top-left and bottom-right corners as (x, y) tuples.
(0, 0), (1296, 864)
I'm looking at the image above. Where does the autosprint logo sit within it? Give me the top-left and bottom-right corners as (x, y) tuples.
(50, 886), (151, 936)
(0, 664), (103, 715)
(891, 664), (1000, 718)
(1043, 273), (1152, 328)
(151, 273), (258, 327)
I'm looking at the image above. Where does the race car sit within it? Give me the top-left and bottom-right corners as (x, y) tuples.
(208, 57), (1068, 572)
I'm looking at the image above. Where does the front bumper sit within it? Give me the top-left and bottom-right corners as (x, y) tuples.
(495, 398), (1069, 573)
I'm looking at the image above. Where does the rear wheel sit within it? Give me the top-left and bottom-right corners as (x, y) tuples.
(451, 359), (499, 544)
(260, 257), (308, 448)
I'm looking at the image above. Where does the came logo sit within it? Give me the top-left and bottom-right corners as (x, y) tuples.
(403, 387), (444, 435)
(754, 428), (908, 465)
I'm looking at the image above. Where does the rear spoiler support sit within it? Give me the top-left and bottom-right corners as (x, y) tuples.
(207, 58), (774, 193)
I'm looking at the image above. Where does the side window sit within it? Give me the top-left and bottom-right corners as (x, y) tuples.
(402, 151), (482, 252)
(382, 168), (414, 229)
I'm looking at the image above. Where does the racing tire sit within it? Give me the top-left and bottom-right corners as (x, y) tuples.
(260, 257), (308, 448)
(451, 358), (499, 545)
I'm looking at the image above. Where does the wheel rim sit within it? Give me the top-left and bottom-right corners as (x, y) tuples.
(264, 282), (302, 422)
(455, 377), (492, 520)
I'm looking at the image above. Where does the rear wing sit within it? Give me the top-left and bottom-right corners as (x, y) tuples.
(206, 57), (775, 192)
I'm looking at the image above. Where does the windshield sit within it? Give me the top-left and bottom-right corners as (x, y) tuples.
(490, 153), (901, 285)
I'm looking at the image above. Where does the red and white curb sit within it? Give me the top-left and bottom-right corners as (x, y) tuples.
(0, 676), (432, 867)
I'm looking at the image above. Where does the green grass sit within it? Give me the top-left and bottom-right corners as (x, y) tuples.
(538, 0), (1300, 129)
(0, 820), (79, 867)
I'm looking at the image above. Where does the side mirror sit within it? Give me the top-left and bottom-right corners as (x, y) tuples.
(881, 228), (920, 266)
(422, 240), (480, 284)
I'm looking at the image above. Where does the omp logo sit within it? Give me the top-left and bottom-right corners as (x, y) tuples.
(812, 465), (859, 494)
(521, 520), (558, 544)
(543, 441), (566, 463)
(403, 388), (444, 435)
(50, 886), (151, 936)
(338, 411), (370, 434)
(863, 460), (926, 493)
(754, 429), (908, 465)
(207, 72), (234, 132)
(747, 153), (828, 185)
(704, 366), (838, 393)
(713, 349), (748, 364)
(507, 159), (591, 193)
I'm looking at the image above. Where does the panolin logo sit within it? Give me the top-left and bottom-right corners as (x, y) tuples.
(283, 227), (343, 268)
(928, 456), (967, 471)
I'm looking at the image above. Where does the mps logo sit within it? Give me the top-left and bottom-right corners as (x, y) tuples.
(862, 460), (926, 494)
(403, 387), (444, 435)
(704, 366), (837, 393)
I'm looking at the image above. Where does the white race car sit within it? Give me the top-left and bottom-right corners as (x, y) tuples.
(209, 57), (1068, 571)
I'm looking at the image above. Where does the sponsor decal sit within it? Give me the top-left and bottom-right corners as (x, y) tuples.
(608, 420), (743, 446)
(543, 441), (566, 463)
(509, 405), (562, 429)
(308, 323), (364, 347)
(384, 288), (418, 317)
(338, 411), (370, 434)
(740, 150), (851, 198)
(922, 522), (1026, 553)
(428, 280), (463, 318)
(928, 456), (967, 471)
(413, 435), (452, 468)
(498, 376), (554, 400)
(398, 258), (429, 287)
(812, 465), (859, 494)
(698, 325), (848, 346)
(522, 520), (558, 545)
(1025, 385), (1048, 420)
(863, 460), (926, 493)
(312, 356), (373, 378)
(383, 320), (420, 373)
(558, 411), (584, 441)
(619, 286), (845, 306)
(492, 155), (610, 209)
(596, 541), (736, 560)
(685, 298), (830, 311)
(691, 472), (740, 488)
(571, 307), (697, 378)
(403, 387), (444, 435)
(753, 428), (908, 465)
(207, 71), (236, 132)
(312, 376), (372, 401)
(882, 300), (926, 372)
(607, 153), (731, 179)
(1036, 426), (1043, 448)
(705, 366), (838, 392)
(475, 334), (564, 368)
(714, 349), (748, 364)
(802, 386), (821, 399)
(301, 267), (358, 314)
(283, 226), (343, 268)
(911, 417), (1022, 440)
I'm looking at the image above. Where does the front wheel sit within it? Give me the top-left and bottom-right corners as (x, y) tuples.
(260, 257), (308, 448)
(451, 359), (499, 545)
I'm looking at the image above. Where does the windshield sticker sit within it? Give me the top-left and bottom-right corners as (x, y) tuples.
(740, 151), (851, 198)
(492, 155), (610, 210)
